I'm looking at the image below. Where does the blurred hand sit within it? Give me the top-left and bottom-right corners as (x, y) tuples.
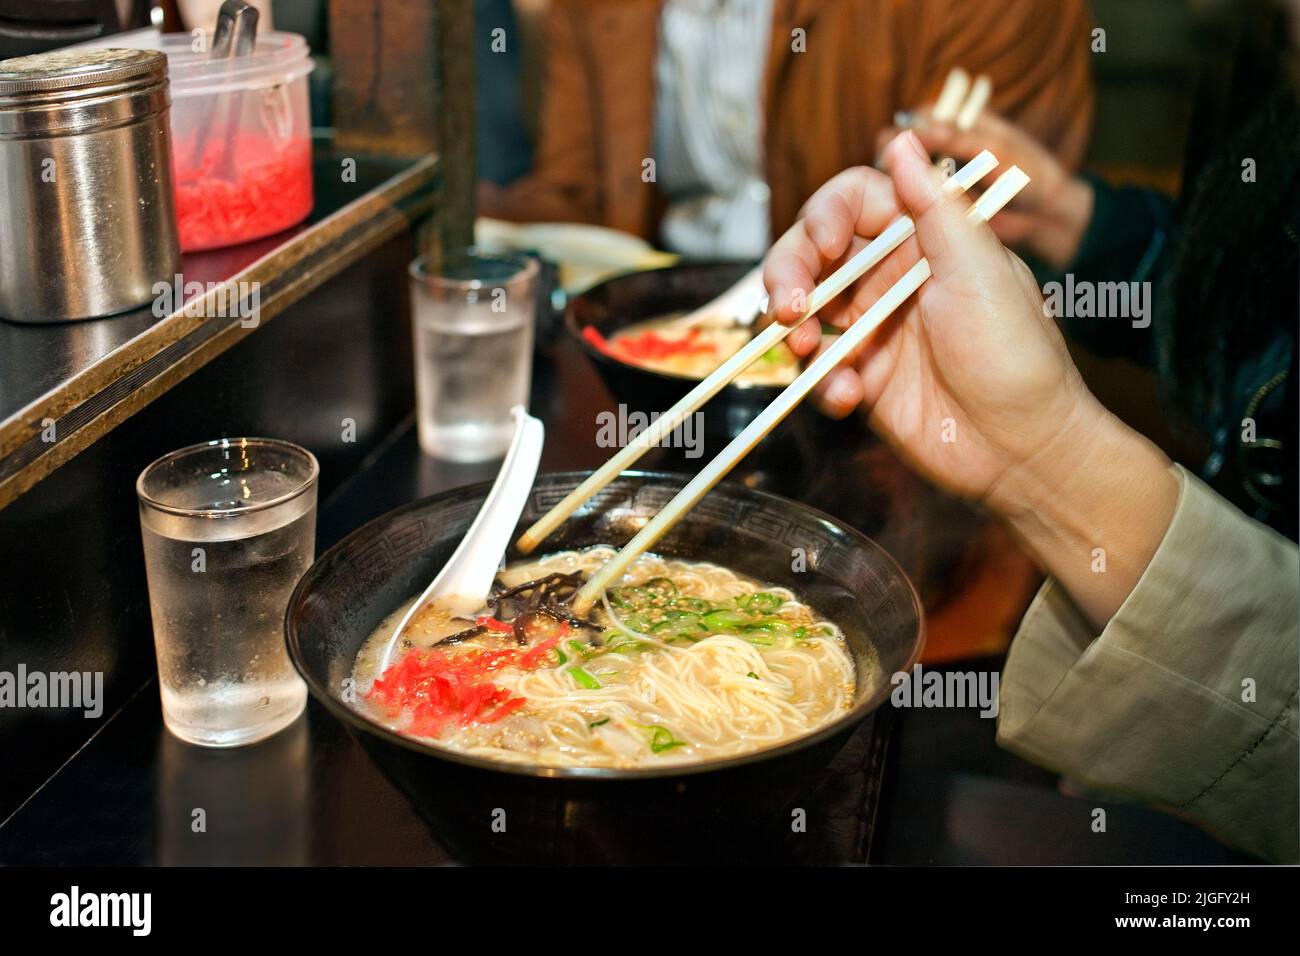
(875, 108), (1094, 270)
(764, 131), (1098, 506)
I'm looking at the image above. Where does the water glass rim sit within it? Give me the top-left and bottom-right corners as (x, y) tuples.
(136, 437), (319, 519)
(408, 249), (539, 290)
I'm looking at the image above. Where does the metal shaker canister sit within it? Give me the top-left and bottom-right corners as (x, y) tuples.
(0, 48), (181, 323)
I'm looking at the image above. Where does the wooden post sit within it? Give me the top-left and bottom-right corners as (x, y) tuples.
(328, 0), (476, 262)
(429, 0), (477, 264)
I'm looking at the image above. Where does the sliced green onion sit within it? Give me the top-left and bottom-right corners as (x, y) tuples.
(623, 613), (655, 633)
(743, 620), (797, 648)
(630, 722), (687, 753)
(702, 609), (750, 632)
(600, 584), (810, 650)
(588, 717), (610, 728)
(569, 667), (601, 690)
(643, 576), (677, 595)
(650, 611), (705, 642)
(649, 725), (686, 753)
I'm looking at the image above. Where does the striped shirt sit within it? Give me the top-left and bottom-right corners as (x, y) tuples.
(654, 0), (774, 259)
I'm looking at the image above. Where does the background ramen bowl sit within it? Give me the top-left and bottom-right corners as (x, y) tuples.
(286, 471), (924, 863)
(566, 262), (788, 446)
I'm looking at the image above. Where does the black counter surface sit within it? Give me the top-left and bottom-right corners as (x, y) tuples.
(0, 334), (1245, 865)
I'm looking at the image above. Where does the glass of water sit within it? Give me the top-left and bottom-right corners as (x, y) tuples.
(137, 438), (317, 748)
(410, 251), (538, 461)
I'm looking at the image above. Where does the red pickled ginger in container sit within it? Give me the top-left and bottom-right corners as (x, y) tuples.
(73, 27), (317, 252)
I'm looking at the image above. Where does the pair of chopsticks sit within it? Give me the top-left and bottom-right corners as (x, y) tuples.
(932, 68), (992, 132)
(519, 149), (997, 556)
(517, 151), (1028, 615)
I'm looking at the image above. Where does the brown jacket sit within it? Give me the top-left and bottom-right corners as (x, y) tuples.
(483, 0), (1096, 243)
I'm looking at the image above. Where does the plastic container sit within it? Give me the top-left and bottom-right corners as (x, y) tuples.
(80, 29), (314, 252)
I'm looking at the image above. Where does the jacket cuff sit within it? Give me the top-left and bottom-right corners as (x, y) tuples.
(997, 465), (1299, 861)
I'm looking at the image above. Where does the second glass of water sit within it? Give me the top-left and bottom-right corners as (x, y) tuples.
(137, 438), (317, 748)
(410, 251), (538, 461)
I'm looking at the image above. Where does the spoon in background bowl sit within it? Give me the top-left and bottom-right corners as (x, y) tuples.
(666, 264), (769, 331)
(374, 406), (545, 675)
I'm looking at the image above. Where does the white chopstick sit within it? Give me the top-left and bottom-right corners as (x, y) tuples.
(932, 68), (971, 124)
(570, 165), (1031, 614)
(956, 75), (992, 131)
(516, 149), (1000, 555)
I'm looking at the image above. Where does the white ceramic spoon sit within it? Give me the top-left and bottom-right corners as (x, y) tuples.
(374, 406), (544, 675)
(667, 264), (769, 330)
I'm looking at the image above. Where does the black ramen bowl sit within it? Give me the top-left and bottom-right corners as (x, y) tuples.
(567, 262), (789, 446)
(286, 471), (924, 863)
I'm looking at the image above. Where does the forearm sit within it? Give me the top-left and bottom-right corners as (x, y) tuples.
(987, 397), (1180, 630)
(997, 467), (1300, 861)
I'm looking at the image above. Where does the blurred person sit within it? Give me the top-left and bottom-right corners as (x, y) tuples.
(758, 1), (1299, 862)
(871, 0), (1297, 539)
(481, 0), (1095, 260)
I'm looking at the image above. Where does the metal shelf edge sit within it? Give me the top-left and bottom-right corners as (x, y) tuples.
(0, 152), (438, 513)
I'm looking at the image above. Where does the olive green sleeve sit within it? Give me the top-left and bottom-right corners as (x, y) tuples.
(997, 465), (1299, 863)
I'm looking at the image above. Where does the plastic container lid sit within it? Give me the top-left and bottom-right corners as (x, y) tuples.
(74, 28), (312, 97)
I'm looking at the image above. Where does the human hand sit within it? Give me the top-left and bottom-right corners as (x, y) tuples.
(765, 133), (1180, 627)
(876, 108), (1094, 270)
(764, 131), (1099, 506)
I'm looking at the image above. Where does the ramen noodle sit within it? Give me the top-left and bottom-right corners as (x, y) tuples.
(352, 548), (856, 769)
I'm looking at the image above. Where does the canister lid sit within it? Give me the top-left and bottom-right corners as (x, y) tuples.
(0, 47), (166, 97)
